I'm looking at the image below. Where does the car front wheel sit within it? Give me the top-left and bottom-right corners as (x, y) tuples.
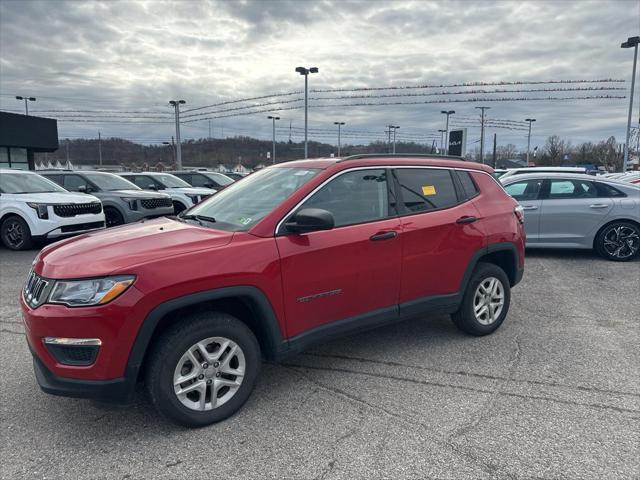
(595, 221), (640, 262)
(145, 312), (261, 427)
(1, 215), (33, 250)
(451, 262), (511, 336)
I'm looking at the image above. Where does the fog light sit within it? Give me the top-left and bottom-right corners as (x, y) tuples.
(43, 338), (101, 366)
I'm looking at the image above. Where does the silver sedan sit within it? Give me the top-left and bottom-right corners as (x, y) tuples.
(501, 172), (640, 261)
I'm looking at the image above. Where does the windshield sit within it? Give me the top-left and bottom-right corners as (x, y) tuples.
(154, 174), (191, 188)
(83, 172), (140, 191)
(0, 172), (67, 194)
(205, 172), (235, 187)
(186, 167), (320, 231)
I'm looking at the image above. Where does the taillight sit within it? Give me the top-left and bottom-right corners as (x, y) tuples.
(514, 205), (524, 224)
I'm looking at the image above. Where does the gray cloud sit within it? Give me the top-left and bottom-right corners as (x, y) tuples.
(0, 0), (638, 152)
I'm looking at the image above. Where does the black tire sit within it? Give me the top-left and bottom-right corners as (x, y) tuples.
(145, 312), (261, 427)
(1, 215), (33, 250)
(451, 262), (511, 336)
(172, 201), (187, 215)
(595, 221), (640, 262)
(104, 207), (125, 227)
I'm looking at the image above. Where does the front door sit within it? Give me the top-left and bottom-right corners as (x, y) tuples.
(276, 168), (402, 338)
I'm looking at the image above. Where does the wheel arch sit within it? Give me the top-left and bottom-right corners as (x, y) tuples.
(126, 286), (285, 383)
(0, 210), (34, 231)
(459, 243), (521, 291)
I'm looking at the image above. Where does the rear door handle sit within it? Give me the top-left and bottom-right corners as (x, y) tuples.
(589, 204), (608, 209)
(370, 231), (397, 241)
(456, 216), (477, 224)
(522, 205), (538, 210)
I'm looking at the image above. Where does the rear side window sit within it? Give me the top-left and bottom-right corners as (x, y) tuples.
(547, 179), (597, 199)
(595, 182), (626, 198)
(456, 171), (479, 198)
(395, 169), (458, 213)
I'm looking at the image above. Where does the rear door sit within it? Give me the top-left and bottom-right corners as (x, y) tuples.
(276, 168), (402, 338)
(538, 178), (613, 246)
(503, 178), (544, 242)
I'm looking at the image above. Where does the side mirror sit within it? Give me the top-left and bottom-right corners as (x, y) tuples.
(148, 184), (158, 190)
(205, 183), (215, 189)
(78, 185), (91, 193)
(285, 208), (334, 234)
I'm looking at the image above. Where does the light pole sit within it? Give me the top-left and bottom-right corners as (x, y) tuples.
(475, 106), (491, 164)
(440, 110), (455, 154)
(295, 66), (319, 159)
(162, 137), (176, 165)
(334, 121), (345, 157)
(622, 36), (639, 172)
(387, 125), (400, 153)
(267, 115), (280, 164)
(438, 129), (447, 154)
(16, 96), (36, 115)
(169, 100), (185, 169)
(525, 118), (536, 165)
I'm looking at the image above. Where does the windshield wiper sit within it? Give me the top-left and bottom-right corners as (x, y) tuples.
(180, 214), (216, 225)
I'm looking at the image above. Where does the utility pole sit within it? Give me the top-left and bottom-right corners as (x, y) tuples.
(65, 142), (70, 163)
(525, 118), (536, 165)
(295, 66), (319, 158)
(98, 131), (103, 166)
(15, 96), (36, 115)
(267, 115), (280, 164)
(492, 133), (497, 168)
(440, 110), (455, 154)
(208, 120), (212, 139)
(475, 106), (491, 164)
(387, 125), (399, 153)
(334, 122), (345, 156)
(621, 36), (639, 172)
(438, 129), (446, 154)
(169, 100), (185, 169)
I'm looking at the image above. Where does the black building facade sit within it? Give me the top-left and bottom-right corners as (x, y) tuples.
(0, 111), (59, 170)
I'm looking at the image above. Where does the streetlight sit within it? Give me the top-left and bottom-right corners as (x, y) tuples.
(16, 96), (36, 115)
(267, 115), (280, 164)
(525, 118), (536, 165)
(438, 129), (447, 154)
(622, 36), (639, 172)
(169, 100), (185, 169)
(333, 122), (345, 157)
(475, 106), (491, 164)
(440, 110), (455, 154)
(295, 66), (319, 159)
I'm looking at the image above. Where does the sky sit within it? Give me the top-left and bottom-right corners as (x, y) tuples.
(0, 0), (638, 153)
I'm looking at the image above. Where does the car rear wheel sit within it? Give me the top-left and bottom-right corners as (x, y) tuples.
(1, 215), (33, 250)
(104, 207), (125, 227)
(451, 262), (511, 336)
(145, 312), (261, 427)
(595, 221), (640, 262)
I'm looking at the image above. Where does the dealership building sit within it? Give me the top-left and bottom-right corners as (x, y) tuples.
(0, 111), (59, 170)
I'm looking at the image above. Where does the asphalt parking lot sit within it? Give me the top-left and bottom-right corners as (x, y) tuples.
(0, 247), (638, 480)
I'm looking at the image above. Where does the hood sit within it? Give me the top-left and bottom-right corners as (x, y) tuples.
(169, 187), (216, 195)
(35, 217), (234, 279)
(109, 189), (172, 199)
(3, 192), (101, 204)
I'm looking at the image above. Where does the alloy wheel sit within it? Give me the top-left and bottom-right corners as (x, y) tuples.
(473, 277), (505, 325)
(4, 220), (25, 249)
(602, 225), (640, 260)
(173, 337), (246, 411)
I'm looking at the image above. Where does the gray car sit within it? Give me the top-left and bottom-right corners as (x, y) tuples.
(40, 171), (174, 227)
(501, 172), (640, 261)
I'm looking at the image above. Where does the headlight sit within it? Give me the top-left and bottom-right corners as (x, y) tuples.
(27, 203), (49, 219)
(186, 194), (200, 204)
(122, 197), (138, 210)
(48, 275), (135, 307)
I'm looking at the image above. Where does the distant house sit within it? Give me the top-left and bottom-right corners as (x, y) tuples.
(232, 164), (250, 175)
(496, 158), (527, 169)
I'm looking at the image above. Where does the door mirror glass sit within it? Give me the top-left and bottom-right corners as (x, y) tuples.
(285, 208), (334, 233)
(147, 184), (158, 190)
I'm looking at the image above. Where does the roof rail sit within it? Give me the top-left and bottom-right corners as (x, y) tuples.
(337, 153), (466, 163)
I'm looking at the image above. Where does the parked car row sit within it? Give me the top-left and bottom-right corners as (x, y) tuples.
(0, 168), (237, 249)
(600, 171), (640, 185)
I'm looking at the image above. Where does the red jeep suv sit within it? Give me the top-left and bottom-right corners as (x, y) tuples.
(21, 155), (524, 427)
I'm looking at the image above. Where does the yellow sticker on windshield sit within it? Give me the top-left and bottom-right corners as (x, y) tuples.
(422, 185), (436, 195)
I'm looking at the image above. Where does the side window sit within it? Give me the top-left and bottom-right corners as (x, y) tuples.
(63, 174), (89, 192)
(548, 179), (597, 199)
(44, 174), (63, 186)
(395, 168), (458, 212)
(456, 170), (479, 198)
(595, 182), (625, 198)
(132, 175), (156, 189)
(190, 174), (211, 187)
(300, 169), (389, 227)
(504, 180), (542, 201)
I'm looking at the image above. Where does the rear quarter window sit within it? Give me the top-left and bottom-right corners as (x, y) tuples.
(456, 170), (479, 198)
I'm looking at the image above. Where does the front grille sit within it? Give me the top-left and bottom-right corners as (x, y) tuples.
(53, 202), (102, 217)
(60, 221), (105, 233)
(45, 344), (99, 366)
(141, 197), (172, 209)
(23, 270), (53, 309)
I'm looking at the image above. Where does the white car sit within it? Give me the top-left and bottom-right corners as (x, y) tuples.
(119, 172), (216, 214)
(499, 166), (588, 180)
(0, 169), (105, 250)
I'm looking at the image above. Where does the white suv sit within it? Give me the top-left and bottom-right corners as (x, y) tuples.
(0, 169), (105, 250)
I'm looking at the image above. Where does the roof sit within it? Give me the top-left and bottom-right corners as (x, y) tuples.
(500, 172), (631, 184)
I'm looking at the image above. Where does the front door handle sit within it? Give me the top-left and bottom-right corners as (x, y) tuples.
(456, 216), (477, 224)
(370, 231), (397, 241)
(522, 205), (538, 210)
(589, 204), (608, 209)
